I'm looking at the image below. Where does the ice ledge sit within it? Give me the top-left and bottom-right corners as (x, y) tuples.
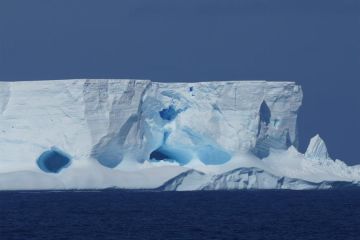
(158, 167), (360, 191)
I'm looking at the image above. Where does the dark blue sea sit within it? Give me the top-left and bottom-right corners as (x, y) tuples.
(1, 190), (360, 240)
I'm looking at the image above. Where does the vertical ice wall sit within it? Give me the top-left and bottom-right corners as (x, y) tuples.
(87, 79), (151, 167)
(139, 81), (302, 164)
(0, 79), (302, 172)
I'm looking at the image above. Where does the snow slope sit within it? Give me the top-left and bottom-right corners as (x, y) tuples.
(0, 79), (359, 190)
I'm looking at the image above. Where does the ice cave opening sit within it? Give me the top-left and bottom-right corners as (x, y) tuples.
(149, 145), (193, 165)
(150, 148), (171, 161)
(159, 105), (179, 121)
(36, 148), (71, 173)
(253, 101), (272, 159)
(149, 144), (231, 165)
(259, 100), (271, 125)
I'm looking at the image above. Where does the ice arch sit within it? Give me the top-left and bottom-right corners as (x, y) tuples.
(36, 147), (71, 173)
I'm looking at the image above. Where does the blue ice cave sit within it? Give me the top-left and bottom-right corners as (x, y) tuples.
(149, 145), (193, 165)
(149, 131), (193, 164)
(159, 105), (179, 121)
(37, 148), (71, 173)
(149, 128), (231, 165)
(150, 149), (171, 160)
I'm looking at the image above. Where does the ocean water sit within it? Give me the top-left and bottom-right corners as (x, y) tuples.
(1, 190), (360, 240)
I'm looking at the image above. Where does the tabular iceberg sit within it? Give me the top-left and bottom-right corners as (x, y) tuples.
(0, 79), (359, 190)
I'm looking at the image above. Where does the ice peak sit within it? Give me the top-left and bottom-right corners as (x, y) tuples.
(305, 134), (329, 160)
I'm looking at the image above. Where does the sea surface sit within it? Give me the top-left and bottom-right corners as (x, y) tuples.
(1, 190), (360, 240)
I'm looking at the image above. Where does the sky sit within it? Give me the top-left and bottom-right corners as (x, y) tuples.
(0, 0), (359, 164)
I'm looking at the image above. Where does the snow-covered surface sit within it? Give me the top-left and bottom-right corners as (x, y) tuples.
(0, 79), (359, 190)
(159, 167), (359, 191)
(159, 168), (325, 191)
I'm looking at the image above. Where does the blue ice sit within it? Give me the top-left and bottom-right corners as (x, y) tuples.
(37, 148), (71, 173)
(159, 105), (179, 121)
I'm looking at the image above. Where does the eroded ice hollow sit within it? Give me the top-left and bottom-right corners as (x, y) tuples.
(37, 148), (71, 173)
(0, 79), (302, 173)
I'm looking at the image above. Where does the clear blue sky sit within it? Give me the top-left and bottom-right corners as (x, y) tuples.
(0, 0), (359, 164)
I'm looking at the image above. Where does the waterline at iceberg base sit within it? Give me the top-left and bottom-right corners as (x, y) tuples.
(0, 79), (359, 190)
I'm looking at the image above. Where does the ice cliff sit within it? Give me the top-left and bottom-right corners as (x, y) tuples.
(0, 79), (359, 190)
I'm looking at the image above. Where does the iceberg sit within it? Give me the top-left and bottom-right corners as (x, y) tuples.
(0, 79), (359, 190)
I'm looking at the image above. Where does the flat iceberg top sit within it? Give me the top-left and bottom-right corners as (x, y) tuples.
(2, 78), (296, 84)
